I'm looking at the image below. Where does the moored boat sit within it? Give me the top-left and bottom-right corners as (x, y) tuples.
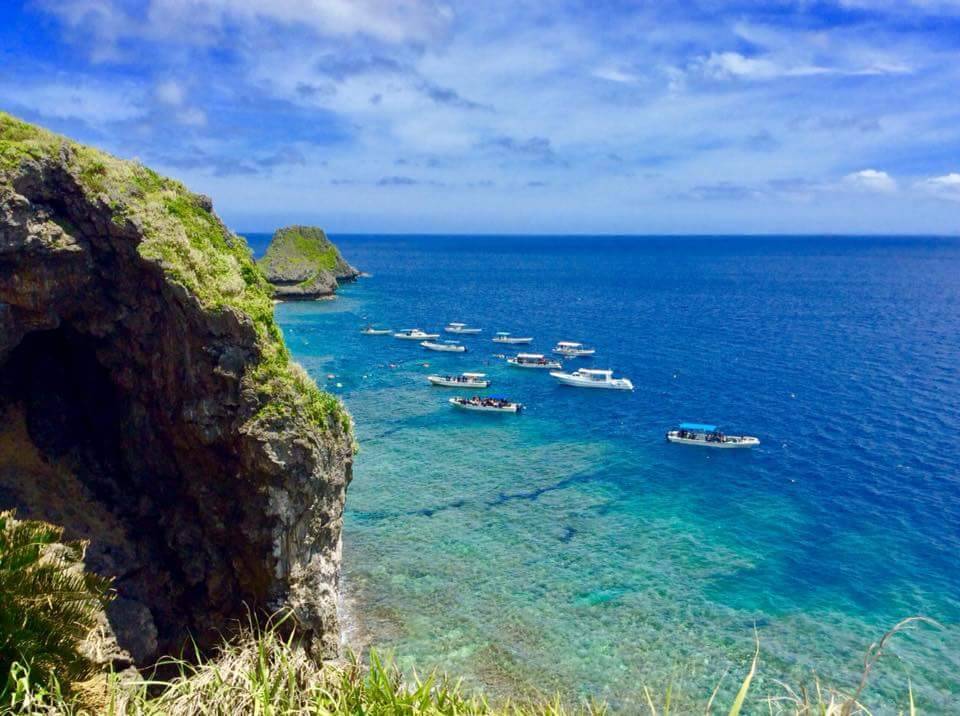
(492, 331), (533, 344)
(665, 423), (759, 448)
(394, 328), (441, 340)
(552, 341), (596, 357)
(361, 325), (391, 335)
(507, 353), (562, 369)
(427, 372), (490, 388)
(445, 322), (483, 334)
(549, 368), (633, 390)
(421, 340), (467, 353)
(449, 396), (523, 413)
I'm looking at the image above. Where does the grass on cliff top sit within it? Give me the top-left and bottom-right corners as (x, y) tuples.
(0, 111), (349, 435)
(7, 614), (936, 716)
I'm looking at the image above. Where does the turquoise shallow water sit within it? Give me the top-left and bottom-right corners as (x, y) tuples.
(258, 235), (959, 713)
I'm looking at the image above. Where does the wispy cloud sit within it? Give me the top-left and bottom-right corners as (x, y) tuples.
(377, 175), (419, 186)
(418, 81), (490, 111)
(8, 0), (960, 233)
(844, 169), (898, 193)
(480, 135), (562, 164)
(0, 80), (145, 124)
(918, 173), (960, 201)
(694, 51), (910, 81)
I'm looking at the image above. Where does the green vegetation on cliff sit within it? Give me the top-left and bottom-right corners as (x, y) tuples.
(6, 611), (932, 715)
(0, 112), (350, 435)
(0, 511), (113, 702)
(259, 225), (355, 277)
(259, 225), (343, 274)
(257, 225), (359, 299)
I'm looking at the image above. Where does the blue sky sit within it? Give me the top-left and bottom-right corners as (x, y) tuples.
(2, 0), (959, 234)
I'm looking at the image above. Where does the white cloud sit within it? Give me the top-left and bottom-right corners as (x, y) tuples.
(592, 67), (639, 84)
(154, 80), (207, 125)
(0, 81), (145, 124)
(174, 107), (207, 127)
(699, 52), (830, 80)
(838, 0), (960, 14)
(697, 51), (909, 81)
(155, 80), (185, 106)
(918, 173), (960, 201)
(844, 169), (897, 193)
(40, 0), (454, 47)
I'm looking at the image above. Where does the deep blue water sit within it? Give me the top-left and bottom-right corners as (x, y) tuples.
(246, 234), (960, 712)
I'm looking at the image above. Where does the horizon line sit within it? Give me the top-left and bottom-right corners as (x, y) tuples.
(236, 230), (960, 238)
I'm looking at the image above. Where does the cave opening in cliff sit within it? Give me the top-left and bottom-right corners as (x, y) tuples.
(0, 325), (126, 491)
(0, 323), (169, 665)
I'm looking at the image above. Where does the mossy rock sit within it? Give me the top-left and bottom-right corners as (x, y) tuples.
(257, 225), (359, 300)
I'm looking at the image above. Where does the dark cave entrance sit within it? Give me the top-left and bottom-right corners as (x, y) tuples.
(0, 324), (167, 665)
(1, 325), (126, 489)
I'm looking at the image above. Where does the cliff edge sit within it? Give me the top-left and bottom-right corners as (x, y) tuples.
(0, 112), (353, 666)
(257, 225), (359, 300)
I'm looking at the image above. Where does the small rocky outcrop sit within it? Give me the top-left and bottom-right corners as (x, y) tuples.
(257, 225), (359, 300)
(0, 112), (353, 666)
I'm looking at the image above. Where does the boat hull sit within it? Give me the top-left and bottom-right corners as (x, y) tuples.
(507, 359), (561, 369)
(449, 398), (521, 413)
(665, 433), (759, 448)
(550, 372), (633, 390)
(361, 329), (391, 335)
(553, 350), (596, 357)
(428, 376), (490, 387)
(421, 342), (466, 352)
(493, 337), (533, 344)
(395, 333), (440, 340)
(446, 328), (482, 334)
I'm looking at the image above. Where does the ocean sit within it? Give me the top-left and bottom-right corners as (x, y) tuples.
(245, 234), (959, 713)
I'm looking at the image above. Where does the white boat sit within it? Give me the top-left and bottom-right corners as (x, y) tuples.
(492, 331), (533, 344)
(394, 328), (440, 340)
(445, 322), (483, 334)
(449, 396), (522, 413)
(552, 341), (596, 357)
(549, 368), (633, 390)
(361, 325), (391, 335)
(427, 372), (490, 388)
(506, 353), (562, 369)
(421, 340), (467, 353)
(665, 423), (760, 449)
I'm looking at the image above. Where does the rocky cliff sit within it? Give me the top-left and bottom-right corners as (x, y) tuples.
(0, 112), (353, 667)
(257, 225), (359, 300)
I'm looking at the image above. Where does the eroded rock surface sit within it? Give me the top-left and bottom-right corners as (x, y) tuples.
(0, 113), (353, 664)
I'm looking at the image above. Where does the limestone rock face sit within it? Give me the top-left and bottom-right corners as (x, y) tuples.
(257, 225), (359, 300)
(0, 113), (353, 664)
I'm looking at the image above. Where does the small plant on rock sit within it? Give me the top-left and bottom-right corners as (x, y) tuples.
(0, 510), (112, 705)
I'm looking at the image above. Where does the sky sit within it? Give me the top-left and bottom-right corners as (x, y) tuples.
(1, 0), (959, 234)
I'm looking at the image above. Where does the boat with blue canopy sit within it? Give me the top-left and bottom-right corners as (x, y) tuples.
(666, 422), (759, 448)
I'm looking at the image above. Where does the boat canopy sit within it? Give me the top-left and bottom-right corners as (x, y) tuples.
(517, 353), (544, 359)
(495, 331), (510, 335)
(463, 372), (486, 378)
(578, 369), (612, 376)
(679, 422), (718, 432)
(556, 341), (583, 347)
(447, 322), (466, 326)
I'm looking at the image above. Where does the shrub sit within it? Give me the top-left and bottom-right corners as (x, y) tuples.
(0, 511), (112, 706)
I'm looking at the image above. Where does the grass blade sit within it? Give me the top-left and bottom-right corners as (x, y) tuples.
(728, 631), (760, 716)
